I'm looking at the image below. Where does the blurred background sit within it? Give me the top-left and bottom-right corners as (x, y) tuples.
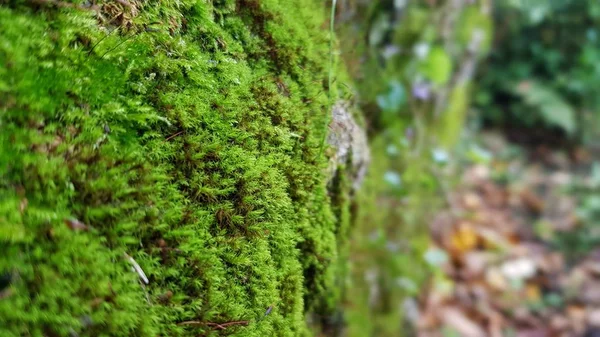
(334, 0), (600, 336)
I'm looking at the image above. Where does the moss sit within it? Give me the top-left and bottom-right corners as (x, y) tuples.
(0, 0), (353, 335)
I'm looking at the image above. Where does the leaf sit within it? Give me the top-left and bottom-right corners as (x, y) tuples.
(449, 223), (479, 256)
(420, 47), (453, 85)
(440, 307), (486, 337)
(376, 80), (406, 112)
(515, 81), (576, 134)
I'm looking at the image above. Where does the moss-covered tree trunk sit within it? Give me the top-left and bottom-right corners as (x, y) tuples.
(0, 0), (359, 335)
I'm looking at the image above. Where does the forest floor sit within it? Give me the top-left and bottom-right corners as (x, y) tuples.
(416, 132), (600, 337)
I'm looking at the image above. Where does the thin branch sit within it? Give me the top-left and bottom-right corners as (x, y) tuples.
(206, 322), (227, 330)
(99, 33), (136, 59)
(88, 26), (120, 57)
(209, 321), (249, 329)
(165, 130), (184, 141)
(177, 320), (249, 330)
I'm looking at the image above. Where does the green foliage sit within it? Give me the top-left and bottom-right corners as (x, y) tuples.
(515, 81), (576, 134)
(553, 163), (600, 261)
(0, 0), (353, 335)
(419, 47), (453, 86)
(475, 0), (600, 141)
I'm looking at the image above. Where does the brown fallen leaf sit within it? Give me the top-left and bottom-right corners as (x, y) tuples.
(158, 290), (173, 303)
(567, 304), (587, 334)
(580, 281), (600, 305)
(588, 309), (600, 327)
(550, 314), (570, 332)
(536, 252), (564, 274)
(520, 189), (544, 214)
(516, 328), (550, 337)
(462, 251), (494, 279)
(480, 181), (508, 208)
(65, 218), (90, 231)
(449, 223), (480, 257)
(64, 218), (90, 231)
(525, 283), (541, 302)
(487, 309), (504, 337)
(485, 267), (508, 291)
(439, 307), (486, 337)
(463, 192), (482, 210)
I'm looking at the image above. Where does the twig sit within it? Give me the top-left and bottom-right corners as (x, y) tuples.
(206, 322), (227, 330)
(165, 130), (184, 141)
(209, 321), (249, 329)
(99, 33), (136, 59)
(177, 320), (203, 326)
(88, 26), (120, 57)
(177, 320), (249, 330)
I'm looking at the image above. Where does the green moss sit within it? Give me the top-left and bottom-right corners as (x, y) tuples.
(0, 0), (352, 335)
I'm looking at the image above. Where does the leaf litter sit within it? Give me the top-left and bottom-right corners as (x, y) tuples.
(417, 136), (600, 337)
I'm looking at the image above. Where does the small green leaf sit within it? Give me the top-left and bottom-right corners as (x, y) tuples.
(420, 47), (452, 85)
(515, 81), (576, 134)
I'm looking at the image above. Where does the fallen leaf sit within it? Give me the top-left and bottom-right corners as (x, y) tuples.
(520, 189), (544, 214)
(516, 328), (549, 337)
(486, 267), (508, 291)
(500, 258), (536, 281)
(550, 314), (570, 331)
(581, 281), (600, 305)
(439, 307), (486, 337)
(463, 193), (482, 210)
(525, 283), (541, 302)
(462, 252), (494, 278)
(487, 310), (504, 337)
(567, 304), (587, 334)
(450, 223), (479, 256)
(64, 218), (89, 231)
(588, 309), (600, 327)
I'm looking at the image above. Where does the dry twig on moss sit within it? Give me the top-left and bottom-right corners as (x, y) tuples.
(177, 320), (249, 330)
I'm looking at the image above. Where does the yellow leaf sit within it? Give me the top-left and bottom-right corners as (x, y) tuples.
(450, 223), (479, 255)
(525, 283), (541, 302)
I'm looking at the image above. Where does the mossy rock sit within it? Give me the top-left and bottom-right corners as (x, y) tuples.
(0, 0), (357, 335)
